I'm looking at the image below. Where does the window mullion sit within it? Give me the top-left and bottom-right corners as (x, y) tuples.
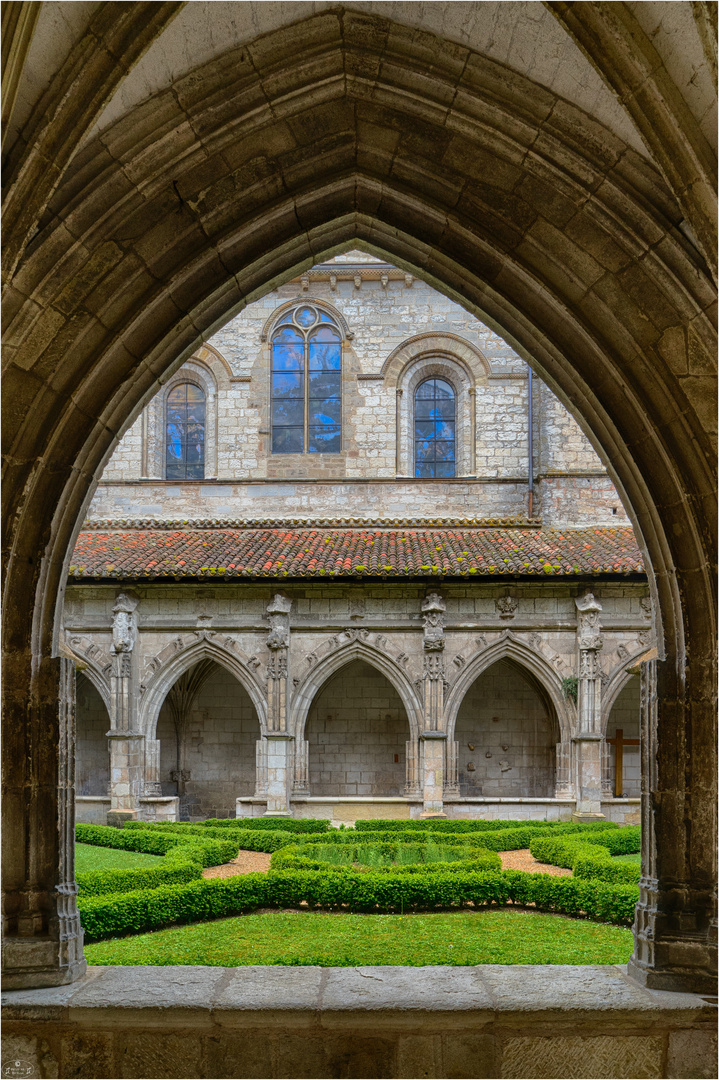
(304, 336), (309, 454)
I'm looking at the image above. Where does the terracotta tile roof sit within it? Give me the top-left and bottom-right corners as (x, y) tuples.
(68, 527), (644, 580)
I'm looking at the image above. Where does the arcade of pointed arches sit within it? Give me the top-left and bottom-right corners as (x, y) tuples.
(74, 623), (641, 821)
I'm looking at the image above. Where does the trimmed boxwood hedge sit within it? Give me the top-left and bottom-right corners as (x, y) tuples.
(270, 841), (502, 875)
(572, 853), (640, 885)
(123, 821), (301, 853)
(353, 819), (620, 835)
(354, 818), (550, 833)
(529, 828), (641, 885)
(77, 867), (639, 941)
(201, 818), (329, 833)
(75, 824), (238, 898)
(75, 818), (641, 940)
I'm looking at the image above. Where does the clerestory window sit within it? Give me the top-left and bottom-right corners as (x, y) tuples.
(414, 377), (456, 477)
(166, 383), (206, 479)
(271, 305), (342, 453)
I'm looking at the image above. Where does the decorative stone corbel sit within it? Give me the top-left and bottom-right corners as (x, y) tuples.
(496, 594), (518, 619)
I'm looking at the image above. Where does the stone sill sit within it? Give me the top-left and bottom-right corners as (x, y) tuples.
(95, 476), (535, 486)
(241, 796), (640, 805)
(2, 966), (715, 1079)
(289, 796), (418, 803)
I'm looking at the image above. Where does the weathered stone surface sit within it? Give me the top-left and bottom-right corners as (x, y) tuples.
(667, 1028), (719, 1079)
(213, 966), (323, 1018)
(1, 965), (715, 1078)
(321, 966), (493, 1018)
(500, 1034), (663, 1079)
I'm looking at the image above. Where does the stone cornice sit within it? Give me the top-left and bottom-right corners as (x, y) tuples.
(82, 516), (542, 531)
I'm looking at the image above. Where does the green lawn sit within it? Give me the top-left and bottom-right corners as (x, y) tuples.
(84, 910), (634, 967)
(76, 842), (165, 872)
(613, 853), (641, 865)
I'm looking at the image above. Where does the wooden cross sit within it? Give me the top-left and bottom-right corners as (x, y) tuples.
(606, 728), (640, 797)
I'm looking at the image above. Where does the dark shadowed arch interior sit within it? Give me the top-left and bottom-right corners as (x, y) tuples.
(306, 660), (409, 797)
(75, 673), (110, 798)
(2, 9), (715, 993)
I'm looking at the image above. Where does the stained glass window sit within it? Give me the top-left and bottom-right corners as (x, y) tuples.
(271, 306), (342, 453)
(166, 383), (205, 479)
(414, 377), (456, 477)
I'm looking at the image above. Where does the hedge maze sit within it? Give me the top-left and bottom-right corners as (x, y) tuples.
(75, 819), (641, 942)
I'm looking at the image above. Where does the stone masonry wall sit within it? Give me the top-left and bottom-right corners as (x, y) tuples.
(76, 673), (110, 797)
(606, 676), (641, 798)
(306, 660), (409, 797)
(455, 660), (556, 798)
(157, 664), (260, 819)
(90, 252), (625, 526)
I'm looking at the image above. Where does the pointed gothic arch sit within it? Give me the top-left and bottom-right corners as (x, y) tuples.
(601, 652), (648, 734)
(140, 635), (268, 740)
(291, 640), (422, 744)
(444, 633), (572, 745)
(3, 7), (715, 993)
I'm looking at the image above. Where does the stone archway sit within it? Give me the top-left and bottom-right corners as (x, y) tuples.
(453, 659), (560, 800)
(156, 660), (262, 821)
(304, 659), (411, 799)
(2, 10), (715, 993)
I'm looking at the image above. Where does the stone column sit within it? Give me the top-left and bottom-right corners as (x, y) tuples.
(107, 592), (144, 827)
(404, 740), (421, 797)
(627, 657), (716, 994)
(420, 593), (447, 817)
(264, 594), (293, 816)
(572, 592), (605, 821)
(2, 655), (86, 989)
(444, 739), (460, 798)
(143, 739), (162, 797)
(265, 733), (294, 816)
(420, 733), (447, 817)
(255, 739), (269, 797)
(554, 739), (574, 799)
(292, 737), (310, 796)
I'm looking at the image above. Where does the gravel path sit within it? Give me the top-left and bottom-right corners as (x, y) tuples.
(202, 850), (271, 879)
(499, 849), (572, 876)
(202, 848), (570, 880)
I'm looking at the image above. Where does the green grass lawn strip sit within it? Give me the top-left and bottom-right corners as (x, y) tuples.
(613, 853), (641, 864)
(84, 909), (634, 967)
(76, 843), (165, 872)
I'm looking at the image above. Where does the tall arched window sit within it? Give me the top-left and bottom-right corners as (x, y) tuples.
(166, 383), (205, 479)
(414, 377), (456, 477)
(271, 305), (342, 453)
